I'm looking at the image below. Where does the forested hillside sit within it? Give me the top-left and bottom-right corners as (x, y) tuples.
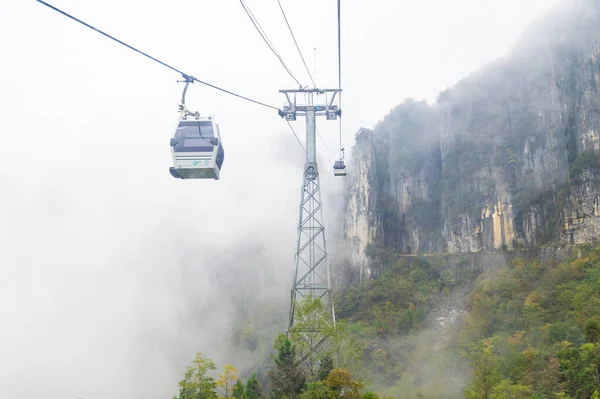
(458, 245), (600, 398)
(171, 244), (600, 398)
(336, 244), (600, 398)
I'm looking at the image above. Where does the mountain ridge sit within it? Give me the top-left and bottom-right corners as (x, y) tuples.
(341, 0), (600, 268)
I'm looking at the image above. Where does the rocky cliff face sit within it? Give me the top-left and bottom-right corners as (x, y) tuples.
(343, 129), (382, 268)
(343, 0), (600, 266)
(343, 101), (443, 265)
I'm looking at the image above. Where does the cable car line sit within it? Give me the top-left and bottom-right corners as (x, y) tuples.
(35, 0), (280, 111)
(36, 0), (335, 173)
(286, 120), (305, 152)
(337, 0), (342, 92)
(332, 0), (347, 177)
(337, 0), (343, 156)
(317, 128), (333, 153)
(276, 0), (316, 88)
(238, 0), (303, 88)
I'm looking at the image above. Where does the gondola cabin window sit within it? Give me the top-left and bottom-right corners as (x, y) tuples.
(174, 121), (216, 152)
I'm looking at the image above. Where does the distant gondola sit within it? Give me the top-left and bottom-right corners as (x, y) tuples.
(333, 147), (346, 177)
(169, 113), (225, 180)
(333, 159), (346, 177)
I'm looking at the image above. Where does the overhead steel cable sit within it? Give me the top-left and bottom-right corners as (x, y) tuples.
(35, 0), (280, 111)
(276, 0), (316, 88)
(337, 0), (344, 158)
(317, 127), (333, 152)
(286, 120), (305, 152)
(337, 0), (342, 91)
(238, 0), (303, 88)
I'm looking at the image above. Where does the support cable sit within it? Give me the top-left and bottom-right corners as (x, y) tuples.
(337, 0), (344, 159)
(286, 120), (305, 152)
(317, 128), (333, 153)
(37, 0), (307, 151)
(35, 0), (280, 111)
(337, 0), (342, 91)
(276, 0), (316, 87)
(238, 0), (302, 87)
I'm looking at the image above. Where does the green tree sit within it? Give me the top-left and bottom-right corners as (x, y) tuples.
(326, 319), (363, 372)
(361, 392), (380, 399)
(289, 296), (362, 378)
(582, 343), (600, 393)
(585, 320), (600, 344)
(317, 354), (334, 381)
(232, 380), (244, 399)
(268, 333), (306, 399)
(558, 341), (600, 396)
(324, 368), (365, 399)
(489, 379), (532, 399)
(245, 373), (263, 399)
(300, 368), (369, 399)
(300, 381), (330, 399)
(289, 296), (333, 378)
(175, 352), (218, 399)
(463, 340), (501, 399)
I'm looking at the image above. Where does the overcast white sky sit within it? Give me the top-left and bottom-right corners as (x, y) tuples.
(0, 0), (557, 397)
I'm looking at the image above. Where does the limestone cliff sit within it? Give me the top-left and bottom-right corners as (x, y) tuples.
(343, 0), (600, 265)
(343, 129), (382, 268)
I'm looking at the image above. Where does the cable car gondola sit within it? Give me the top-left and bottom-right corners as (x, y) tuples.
(169, 113), (224, 180)
(333, 159), (346, 176)
(333, 148), (346, 177)
(169, 77), (225, 180)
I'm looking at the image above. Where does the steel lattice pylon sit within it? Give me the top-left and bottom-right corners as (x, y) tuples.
(289, 160), (335, 330)
(279, 89), (341, 358)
